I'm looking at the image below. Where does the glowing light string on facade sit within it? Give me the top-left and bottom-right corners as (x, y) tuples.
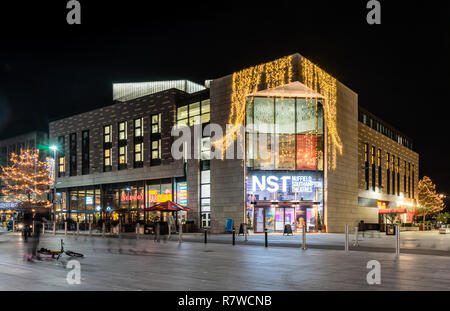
(221, 55), (293, 154)
(221, 55), (341, 170)
(301, 57), (342, 169)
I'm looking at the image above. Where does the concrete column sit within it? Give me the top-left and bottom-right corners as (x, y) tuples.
(64, 222), (67, 236)
(89, 222), (92, 236)
(53, 221), (56, 235)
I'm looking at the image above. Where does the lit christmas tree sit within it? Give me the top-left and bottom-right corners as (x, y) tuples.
(417, 176), (445, 222)
(0, 149), (53, 209)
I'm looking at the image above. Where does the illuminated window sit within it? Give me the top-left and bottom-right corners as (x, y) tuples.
(176, 98), (210, 128)
(134, 118), (144, 168)
(151, 139), (161, 160)
(118, 121), (127, 170)
(386, 152), (390, 194)
(396, 157), (400, 196)
(378, 149), (382, 190)
(134, 118), (143, 137)
(151, 114), (161, 134)
(134, 142), (143, 167)
(119, 146), (127, 165)
(201, 170), (211, 228)
(104, 148), (112, 171)
(391, 155), (395, 195)
(104, 125), (112, 143)
(57, 135), (65, 177)
(371, 146), (376, 191)
(119, 121), (127, 140)
(364, 143), (369, 190)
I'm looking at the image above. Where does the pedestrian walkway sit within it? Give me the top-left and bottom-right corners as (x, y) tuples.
(10, 228), (450, 256)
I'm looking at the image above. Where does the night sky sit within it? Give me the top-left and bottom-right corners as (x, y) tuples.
(0, 1), (449, 194)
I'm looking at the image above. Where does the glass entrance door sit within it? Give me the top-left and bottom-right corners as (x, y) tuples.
(254, 207), (264, 233)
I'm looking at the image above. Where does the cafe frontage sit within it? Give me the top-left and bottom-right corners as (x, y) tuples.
(54, 177), (189, 231)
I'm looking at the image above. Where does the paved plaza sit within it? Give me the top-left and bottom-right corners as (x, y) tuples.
(1, 232), (450, 290)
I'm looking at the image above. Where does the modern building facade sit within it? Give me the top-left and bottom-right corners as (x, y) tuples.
(48, 54), (419, 233)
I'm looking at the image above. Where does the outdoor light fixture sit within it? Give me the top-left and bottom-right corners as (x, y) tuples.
(49, 145), (58, 151)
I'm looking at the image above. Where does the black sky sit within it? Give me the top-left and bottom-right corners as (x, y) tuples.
(0, 1), (449, 194)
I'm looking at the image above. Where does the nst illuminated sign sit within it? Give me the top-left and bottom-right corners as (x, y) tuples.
(252, 175), (314, 193)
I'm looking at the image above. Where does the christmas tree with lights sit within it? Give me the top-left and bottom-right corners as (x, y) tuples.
(0, 149), (53, 209)
(417, 176), (445, 222)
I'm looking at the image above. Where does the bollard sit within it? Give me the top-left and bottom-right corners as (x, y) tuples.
(204, 228), (207, 244)
(32, 221), (35, 235)
(118, 222), (122, 239)
(12, 220), (15, 232)
(64, 222), (67, 236)
(353, 226), (359, 247)
(232, 228), (235, 245)
(178, 223), (183, 243)
(110, 223), (113, 236)
(42, 224), (45, 235)
(53, 221), (56, 235)
(76, 222), (80, 235)
(102, 223), (105, 238)
(89, 222), (92, 236)
(302, 224), (307, 250)
(264, 229), (268, 247)
(136, 223), (140, 240)
(395, 225), (400, 255)
(345, 225), (349, 252)
(156, 223), (160, 242)
(244, 223), (248, 242)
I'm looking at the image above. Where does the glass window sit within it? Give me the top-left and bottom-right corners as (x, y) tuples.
(134, 118), (143, 137)
(296, 98), (317, 134)
(177, 106), (188, 120)
(275, 98), (295, 134)
(189, 102), (200, 116)
(119, 146), (127, 164)
(119, 121), (127, 140)
(253, 97), (274, 133)
(151, 113), (161, 134)
(151, 139), (161, 160)
(104, 125), (112, 143)
(134, 143), (143, 163)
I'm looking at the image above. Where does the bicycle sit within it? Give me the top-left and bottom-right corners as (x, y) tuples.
(38, 239), (84, 260)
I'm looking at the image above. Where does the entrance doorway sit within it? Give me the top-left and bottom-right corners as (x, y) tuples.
(254, 207), (264, 233)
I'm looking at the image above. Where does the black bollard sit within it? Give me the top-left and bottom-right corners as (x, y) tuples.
(264, 229), (268, 247)
(232, 228), (235, 245)
(204, 228), (207, 244)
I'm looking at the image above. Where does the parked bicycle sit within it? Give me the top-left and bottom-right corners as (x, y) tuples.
(37, 239), (84, 260)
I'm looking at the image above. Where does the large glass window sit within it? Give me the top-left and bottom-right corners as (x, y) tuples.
(176, 98), (211, 128)
(57, 135), (65, 177)
(246, 97), (323, 171)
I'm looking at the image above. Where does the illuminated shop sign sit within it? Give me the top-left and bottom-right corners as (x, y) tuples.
(247, 171), (323, 202)
(0, 202), (19, 209)
(177, 182), (188, 206)
(86, 196), (94, 205)
(252, 175), (317, 193)
(148, 189), (172, 203)
(121, 193), (144, 201)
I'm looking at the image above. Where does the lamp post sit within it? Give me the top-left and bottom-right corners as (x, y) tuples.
(49, 145), (57, 222)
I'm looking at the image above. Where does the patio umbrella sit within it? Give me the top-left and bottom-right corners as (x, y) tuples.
(145, 200), (193, 212)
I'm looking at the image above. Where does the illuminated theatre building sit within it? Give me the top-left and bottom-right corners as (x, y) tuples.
(49, 53), (419, 233)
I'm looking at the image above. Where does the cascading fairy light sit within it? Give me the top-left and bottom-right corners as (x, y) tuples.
(221, 54), (341, 170)
(301, 57), (342, 170)
(220, 55), (293, 154)
(0, 149), (53, 207)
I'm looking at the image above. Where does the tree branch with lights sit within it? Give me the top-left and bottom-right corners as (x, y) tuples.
(417, 176), (445, 222)
(0, 149), (53, 209)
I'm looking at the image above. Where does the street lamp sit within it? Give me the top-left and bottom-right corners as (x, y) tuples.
(49, 145), (57, 221)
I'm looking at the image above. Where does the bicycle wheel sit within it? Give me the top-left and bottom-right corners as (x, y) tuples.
(65, 250), (84, 257)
